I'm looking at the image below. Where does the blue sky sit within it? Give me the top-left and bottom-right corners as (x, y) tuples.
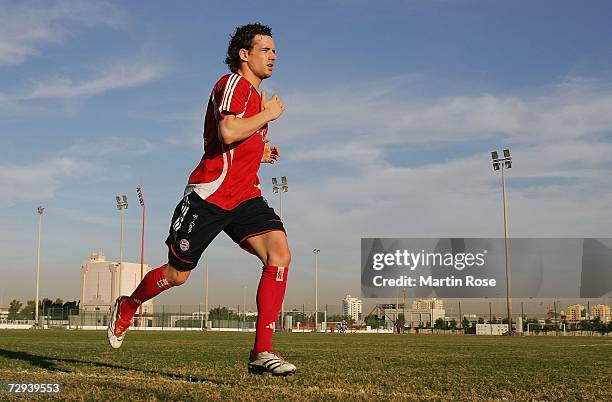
(1, 0), (612, 309)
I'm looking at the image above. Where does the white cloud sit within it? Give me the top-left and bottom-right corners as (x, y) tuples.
(277, 75), (612, 153)
(0, 2), (166, 111)
(14, 60), (168, 100)
(0, 135), (159, 208)
(0, 0), (126, 66)
(0, 157), (93, 207)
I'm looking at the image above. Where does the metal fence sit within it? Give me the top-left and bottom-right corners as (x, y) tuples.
(1, 300), (610, 334)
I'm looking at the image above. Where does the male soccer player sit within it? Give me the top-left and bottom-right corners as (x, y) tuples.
(107, 23), (296, 376)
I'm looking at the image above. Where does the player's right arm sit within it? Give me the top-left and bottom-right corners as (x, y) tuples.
(217, 75), (284, 144)
(219, 93), (283, 144)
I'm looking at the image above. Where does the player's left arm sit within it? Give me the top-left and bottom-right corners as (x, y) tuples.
(261, 144), (280, 164)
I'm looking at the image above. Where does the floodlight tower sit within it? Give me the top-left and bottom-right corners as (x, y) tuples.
(272, 176), (288, 219)
(313, 249), (320, 332)
(272, 176), (288, 328)
(491, 149), (513, 334)
(243, 285), (247, 330)
(115, 195), (128, 297)
(136, 187), (145, 326)
(35, 206), (44, 326)
(204, 252), (209, 330)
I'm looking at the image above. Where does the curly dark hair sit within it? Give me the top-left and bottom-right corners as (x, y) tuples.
(225, 23), (273, 73)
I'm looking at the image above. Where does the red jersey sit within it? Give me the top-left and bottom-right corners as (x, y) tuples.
(186, 73), (268, 210)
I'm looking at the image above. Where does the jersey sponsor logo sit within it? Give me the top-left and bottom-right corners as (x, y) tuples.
(179, 238), (190, 252)
(276, 266), (285, 282)
(187, 214), (198, 233)
(156, 279), (169, 289)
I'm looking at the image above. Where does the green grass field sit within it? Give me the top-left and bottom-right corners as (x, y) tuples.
(0, 330), (610, 401)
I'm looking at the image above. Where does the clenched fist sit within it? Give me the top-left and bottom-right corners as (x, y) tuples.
(261, 91), (285, 121)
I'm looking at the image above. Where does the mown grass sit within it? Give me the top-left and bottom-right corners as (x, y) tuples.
(0, 330), (610, 401)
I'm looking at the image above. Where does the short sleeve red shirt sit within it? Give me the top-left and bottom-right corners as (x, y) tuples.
(186, 73), (268, 210)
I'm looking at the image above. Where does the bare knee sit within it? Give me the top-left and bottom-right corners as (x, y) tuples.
(266, 247), (291, 267)
(163, 264), (191, 286)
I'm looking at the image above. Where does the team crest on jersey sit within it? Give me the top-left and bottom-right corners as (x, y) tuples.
(179, 238), (190, 252)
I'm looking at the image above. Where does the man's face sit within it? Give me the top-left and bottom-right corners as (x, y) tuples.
(244, 35), (276, 79)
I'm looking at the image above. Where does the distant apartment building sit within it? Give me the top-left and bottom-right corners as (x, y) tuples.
(378, 299), (446, 327)
(565, 304), (585, 322)
(410, 298), (445, 326)
(412, 298), (444, 310)
(80, 252), (153, 314)
(342, 295), (362, 322)
(591, 304), (610, 323)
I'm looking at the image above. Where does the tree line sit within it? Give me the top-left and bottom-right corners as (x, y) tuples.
(362, 313), (612, 334)
(7, 298), (79, 321)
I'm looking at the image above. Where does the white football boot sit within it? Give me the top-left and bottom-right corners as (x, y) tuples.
(107, 296), (131, 349)
(248, 351), (297, 376)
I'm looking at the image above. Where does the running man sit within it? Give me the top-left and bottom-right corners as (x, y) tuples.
(107, 23), (296, 376)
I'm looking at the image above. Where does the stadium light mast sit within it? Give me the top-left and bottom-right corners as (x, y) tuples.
(313, 249), (320, 332)
(35, 206), (44, 326)
(136, 187), (145, 327)
(116, 195), (128, 297)
(271, 176), (288, 219)
(204, 252), (209, 330)
(491, 149), (513, 334)
(272, 176), (288, 329)
(243, 285), (247, 330)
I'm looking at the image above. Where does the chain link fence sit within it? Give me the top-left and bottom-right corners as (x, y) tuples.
(1, 300), (610, 335)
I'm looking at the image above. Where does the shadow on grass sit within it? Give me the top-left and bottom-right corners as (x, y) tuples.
(0, 349), (232, 386)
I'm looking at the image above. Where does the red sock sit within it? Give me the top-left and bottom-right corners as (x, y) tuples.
(119, 266), (172, 320)
(253, 265), (289, 354)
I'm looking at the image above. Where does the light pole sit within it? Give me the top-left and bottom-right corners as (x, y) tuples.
(204, 252), (208, 330)
(136, 187), (145, 327)
(243, 285), (247, 330)
(115, 195), (128, 298)
(271, 176), (288, 219)
(491, 149), (513, 334)
(313, 249), (320, 332)
(272, 176), (288, 329)
(35, 206), (44, 326)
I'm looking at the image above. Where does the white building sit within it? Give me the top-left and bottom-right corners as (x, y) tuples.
(476, 323), (508, 335)
(80, 252), (153, 314)
(342, 294), (362, 322)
